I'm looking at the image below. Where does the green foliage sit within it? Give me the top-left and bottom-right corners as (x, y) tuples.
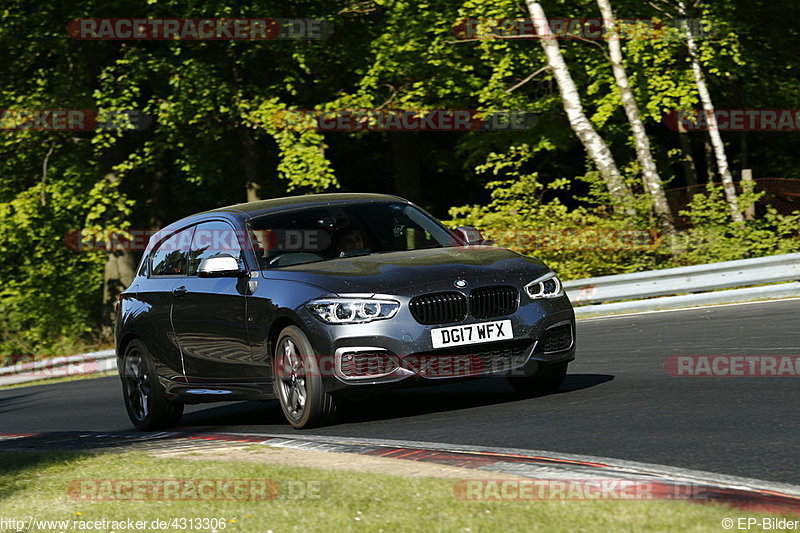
(447, 145), (666, 279)
(0, 177), (107, 357)
(242, 99), (338, 192)
(447, 148), (800, 280)
(672, 183), (800, 265)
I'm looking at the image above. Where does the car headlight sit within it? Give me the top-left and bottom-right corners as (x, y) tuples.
(524, 272), (564, 299)
(306, 299), (400, 324)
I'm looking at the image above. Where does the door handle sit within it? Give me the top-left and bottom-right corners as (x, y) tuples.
(172, 286), (188, 297)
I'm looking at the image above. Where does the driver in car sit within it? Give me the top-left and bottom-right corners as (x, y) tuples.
(335, 225), (366, 256)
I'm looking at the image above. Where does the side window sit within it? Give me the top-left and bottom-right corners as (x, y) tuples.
(150, 227), (195, 276)
(188, 220), (243, 276)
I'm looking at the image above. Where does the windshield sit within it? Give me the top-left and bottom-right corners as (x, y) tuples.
(248, 201), (460, 269)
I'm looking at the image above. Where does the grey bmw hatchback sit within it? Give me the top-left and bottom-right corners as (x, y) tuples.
(116, 193), (575, 429)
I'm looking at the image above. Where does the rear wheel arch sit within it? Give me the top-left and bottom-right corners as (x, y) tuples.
(117, 333), (140, 361)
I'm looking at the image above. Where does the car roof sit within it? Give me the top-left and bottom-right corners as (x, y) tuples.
(207, 192), (408, 219)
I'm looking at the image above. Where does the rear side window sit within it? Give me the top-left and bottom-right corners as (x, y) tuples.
(150, 227), (195, 276)
(187, 220), (243, 276)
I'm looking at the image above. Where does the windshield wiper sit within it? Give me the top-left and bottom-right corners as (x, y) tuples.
(338, 250), (371, 258)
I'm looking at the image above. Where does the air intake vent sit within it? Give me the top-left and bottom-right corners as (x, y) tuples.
(339, 351), (399, 378)
(539, 324), (573, 354)
(409, 292), (468, 325)
(469, 286), (519, 319)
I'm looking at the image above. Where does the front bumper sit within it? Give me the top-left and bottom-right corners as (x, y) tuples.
(298, 294), (576, 392)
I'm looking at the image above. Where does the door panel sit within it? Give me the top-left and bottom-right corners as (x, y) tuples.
(171, 220), (256, 381)
(135, 277), (186, 377)
(136, 226), (195, 377)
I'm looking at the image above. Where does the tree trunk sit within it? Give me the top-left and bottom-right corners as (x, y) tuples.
(678, 2), (742, 222)
(238, 128), (263, 202)
(150, 155), (172, 228)
(741, 168), (755, 221)
(391, 132), (421, 203)
(595, 0), (675, 234)
(525, 0), (634, 212)
(98, 143), (137, 338)
(677, 120), (698, 187)
(102, 231), (137, 336)
(703, 134), (716, 183)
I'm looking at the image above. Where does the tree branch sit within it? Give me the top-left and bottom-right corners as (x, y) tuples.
(505, 66), (550, 93)
(40, 142), (55, 206)
(449, 34), (542, 44)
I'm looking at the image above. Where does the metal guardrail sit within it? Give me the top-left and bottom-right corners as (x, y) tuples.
(0, 349), (115, 386)
(563, 253), (800, 306)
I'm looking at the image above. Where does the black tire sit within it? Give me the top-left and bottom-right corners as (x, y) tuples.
(120, 339), (184, 430)
(272, 325), (339, 429)
(508, 361), (569, 397)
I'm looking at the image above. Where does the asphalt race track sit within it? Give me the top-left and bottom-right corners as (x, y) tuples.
(1, 299), (798, 484)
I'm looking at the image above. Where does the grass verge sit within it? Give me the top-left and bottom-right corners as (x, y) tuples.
(0, 450), (794, 532)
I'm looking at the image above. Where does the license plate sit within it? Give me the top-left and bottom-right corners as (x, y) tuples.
(431, 320), (513, 349)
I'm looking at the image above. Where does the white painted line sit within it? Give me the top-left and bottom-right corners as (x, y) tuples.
(577, 296), (800, 321)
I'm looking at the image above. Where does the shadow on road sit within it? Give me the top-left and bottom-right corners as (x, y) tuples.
(558, 373), (615, 393)
(336, 373), (615, 424)
(175, 373), (615, 430)
(180, 400), (285, 428)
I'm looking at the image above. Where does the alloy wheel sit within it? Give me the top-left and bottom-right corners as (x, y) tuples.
(276, 336), (307, 419)
(124, 351), (151, 422)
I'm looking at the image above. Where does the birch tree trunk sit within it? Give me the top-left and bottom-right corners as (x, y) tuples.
(678, 1), (743, 222)
(703, 134), (717, 183)
(525, 0), (634, 212)
(596, 0), (675, 234)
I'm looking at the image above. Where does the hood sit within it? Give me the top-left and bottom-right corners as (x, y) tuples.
(261, 246), (551, 296)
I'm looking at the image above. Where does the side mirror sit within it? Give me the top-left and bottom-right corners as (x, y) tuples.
(454, 226), (491, 246)
(197, 254), (247, 278)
